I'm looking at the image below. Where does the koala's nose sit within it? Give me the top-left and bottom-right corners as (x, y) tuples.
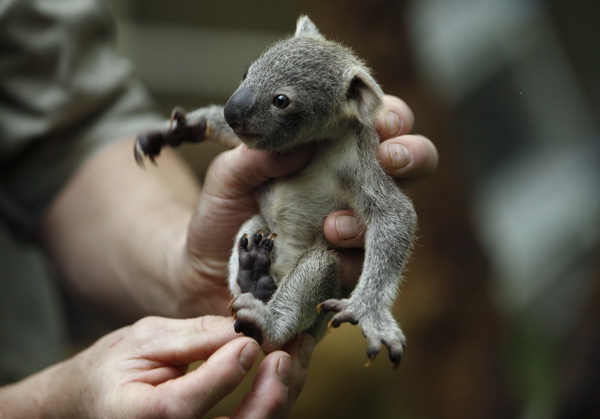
(224, 86), (256, 130)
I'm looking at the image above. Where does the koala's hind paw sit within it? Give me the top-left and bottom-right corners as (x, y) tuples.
(134, 107), (208, 166)
(231, 293), (277, 349)
(318, 298), (406, 369)
(237, 231), (277, 302)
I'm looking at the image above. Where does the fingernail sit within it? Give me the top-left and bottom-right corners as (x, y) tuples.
(298, 335), (315, 369)
(239, 341), (260, 371)
(277, 355), (292, 386)
(335, 215), (358, 240)
(387, 143), (412, 169)
(384, 111), (402, 137)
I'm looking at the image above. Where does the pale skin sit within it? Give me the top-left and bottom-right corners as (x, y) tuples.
(0, 96), (437, 417)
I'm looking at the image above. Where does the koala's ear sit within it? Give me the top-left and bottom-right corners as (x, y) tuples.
(344, 66), (384, 124)
(295, 16), (324, 39)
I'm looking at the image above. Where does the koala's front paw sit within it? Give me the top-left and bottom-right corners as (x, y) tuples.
(134, 107), (208, 166)
(231, 293), (276, 349)
(237, 231), (277, 302)
(318, 298), (406, 369)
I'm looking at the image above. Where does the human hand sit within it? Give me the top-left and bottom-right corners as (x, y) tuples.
(31, 316), (314, 418)
(173, 145), (314, 316)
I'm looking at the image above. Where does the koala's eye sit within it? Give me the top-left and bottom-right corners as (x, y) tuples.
(272, 94), (290, 109)
(242, 70), (248, 81)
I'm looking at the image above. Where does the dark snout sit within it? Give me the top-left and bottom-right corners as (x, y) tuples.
(224, 86), (256, 132)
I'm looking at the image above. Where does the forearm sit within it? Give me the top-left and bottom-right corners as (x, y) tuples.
(0, 360), (77, 418)
(40, 137), (201, 322)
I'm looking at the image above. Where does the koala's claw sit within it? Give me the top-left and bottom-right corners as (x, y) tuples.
(317, 299), (352, 320)
(237, 231), (277, 303)
(234, 318), (264, 345)
(134, 106), (208, 166)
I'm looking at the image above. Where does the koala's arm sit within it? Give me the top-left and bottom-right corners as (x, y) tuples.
(356, 170), (416, 305)
(319, 133), (417, 366)
(134, 106), (241, 165)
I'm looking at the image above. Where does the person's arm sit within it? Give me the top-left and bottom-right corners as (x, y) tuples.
(40, 135), (313, 322)
(41, 139), (203, 321)
(0, 316), (314, 418)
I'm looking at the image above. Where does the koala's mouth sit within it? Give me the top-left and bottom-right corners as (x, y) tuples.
(234, 131), (263, 142)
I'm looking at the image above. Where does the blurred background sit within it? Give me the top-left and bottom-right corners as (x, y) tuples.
(95, 0), (599, 418)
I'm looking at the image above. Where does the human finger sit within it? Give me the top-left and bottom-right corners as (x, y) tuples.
(132, 316), (240, 364)
(202, 145), (313, 200)
(280, 333), (315, 416)
(162, 336), (261, 417)
(377, 134), (439, 183)
(230, 351), (293, 419)
(376, 95), (415, 139)
(187, 145), (313, 261)
(323, 210), (364, 248)
(322, 211), (365, 287)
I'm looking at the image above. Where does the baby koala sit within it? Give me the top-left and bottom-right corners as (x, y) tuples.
(135, 16), (417, 368)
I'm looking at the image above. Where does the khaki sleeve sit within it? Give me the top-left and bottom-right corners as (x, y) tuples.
(0, 0), (163, 237)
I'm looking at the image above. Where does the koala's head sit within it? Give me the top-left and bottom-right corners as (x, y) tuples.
(223, 16), (384, 152)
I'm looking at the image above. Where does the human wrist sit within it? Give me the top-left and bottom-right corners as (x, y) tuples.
(0, 359), (81, 418)
(121, 205), (194, 318)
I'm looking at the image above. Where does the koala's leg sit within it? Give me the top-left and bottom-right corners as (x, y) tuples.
(319, 182), (417, 368)
(134, 105), (241, 165)
(231, 248), (339, 351)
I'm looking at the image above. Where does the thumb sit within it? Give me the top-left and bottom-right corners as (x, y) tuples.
(202, 144), (313, 200)
(187, 145), (312, 259)
(163, 337), (261, 417)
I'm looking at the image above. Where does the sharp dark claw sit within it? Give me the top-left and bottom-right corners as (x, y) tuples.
(330, 319), (341, 328)
(171, 106), (187, 126)
(365, 350), (379, 368)
(252, 231), (264, 245)
(234, 320), (263, 345)
(134, 141), (146, 167)
(366, 348), (379, 361)
(389, 351), (402, 369)
(239, 234), (249, 249)
(260, 234), (276, 251)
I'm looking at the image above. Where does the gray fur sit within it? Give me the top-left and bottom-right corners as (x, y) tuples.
(136, 16), (417, 367)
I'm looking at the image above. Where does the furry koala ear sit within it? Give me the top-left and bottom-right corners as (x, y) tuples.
(295, 16), (324, 38)
(344, 66), (384, 124)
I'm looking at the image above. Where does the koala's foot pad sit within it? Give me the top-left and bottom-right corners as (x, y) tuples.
(237, 231), (277, 303)
(318, 298), (406, 369)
